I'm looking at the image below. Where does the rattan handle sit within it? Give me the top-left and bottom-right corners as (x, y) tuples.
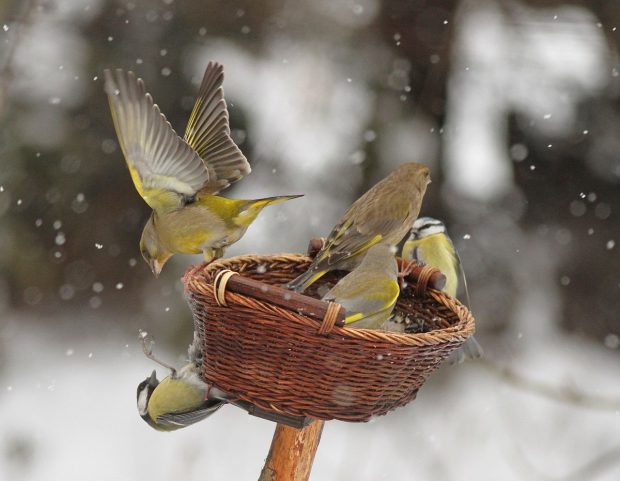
(308, 238), (446, 291)
(307, 238), (326, 258)
(213, 270), (239, 307)
(318, 302), (341, 336)
(210, 270), (347, 327)
(398, 258), (446, 291)
(414, 265), (440, 297)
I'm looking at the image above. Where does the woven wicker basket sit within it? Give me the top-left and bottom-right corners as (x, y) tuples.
(183, 253), (475, 423)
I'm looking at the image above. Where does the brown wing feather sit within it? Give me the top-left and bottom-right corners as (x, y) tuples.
(184, 62), (251, 194)
(315, 181), (418, 267)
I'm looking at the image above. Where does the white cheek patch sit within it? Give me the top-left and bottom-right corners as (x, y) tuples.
(137, 388), (149, 415)
(419, 224), (445, 237)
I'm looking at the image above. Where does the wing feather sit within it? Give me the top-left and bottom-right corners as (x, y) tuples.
(157, 401), (223, 428)
(319, 216), (406, 267)
(184, 62), (251, 194)
(104, 68), (209, 212)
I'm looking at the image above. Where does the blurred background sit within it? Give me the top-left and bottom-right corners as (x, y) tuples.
(1, 0), (619, 479)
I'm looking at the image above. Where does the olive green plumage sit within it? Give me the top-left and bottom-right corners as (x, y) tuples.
(402, 217), (483, 363)
(104, 62), (301, 276)
(285, 162), (431, 292)
(322, 244), (400, 329)
(137, 333), (225, 432)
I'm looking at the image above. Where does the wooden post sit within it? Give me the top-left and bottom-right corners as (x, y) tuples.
(258, 421), (325, 481)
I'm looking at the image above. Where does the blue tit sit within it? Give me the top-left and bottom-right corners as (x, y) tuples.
(402, 217), (483, 363)
(322, 244), (400, 329)
(137, 332), (225, 431)
(284, 163), (431, 292)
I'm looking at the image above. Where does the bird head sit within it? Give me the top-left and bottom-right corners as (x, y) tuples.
(140, 219), (172, 277)
(137, 370), (160, 426)
(397, 163), (432, 191)
(409, 217), (447, 240)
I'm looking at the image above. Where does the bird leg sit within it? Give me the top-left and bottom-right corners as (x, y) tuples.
(398, 261), (417, 289)
(139, 330), (177, 377)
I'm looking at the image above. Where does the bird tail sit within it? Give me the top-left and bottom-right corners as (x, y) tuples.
(235, 195), (303, 227)
(249, 194), (303, 210)
(283, 266), (326, 293)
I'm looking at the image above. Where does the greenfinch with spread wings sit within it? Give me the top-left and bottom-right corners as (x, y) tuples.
(104, 63), (301, 276)
(284, 162), (430, 292)
(322, 244), (400, 329)
(402, 217), (483, 363)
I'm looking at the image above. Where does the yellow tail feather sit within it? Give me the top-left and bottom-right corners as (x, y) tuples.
(236, 195), (303, 227)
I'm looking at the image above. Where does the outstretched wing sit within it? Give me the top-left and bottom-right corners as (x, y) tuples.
(104, 69), (209, 213)
(184, 62), (251, 195)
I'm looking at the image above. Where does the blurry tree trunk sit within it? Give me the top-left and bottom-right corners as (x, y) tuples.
(0, 0), (38, 121)
(258, 421), (325, 481)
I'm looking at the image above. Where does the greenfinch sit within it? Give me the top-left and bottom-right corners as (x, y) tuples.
(104, 63), (301, 276)
(285, 162), (431, 292)
(402, 217), (483, 362)
(322, 244), (400, 329)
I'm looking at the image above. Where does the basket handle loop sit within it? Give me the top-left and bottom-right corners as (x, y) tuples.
(213, 270), (239, 307)
(414, 265), (436, 297)
(318, 301), (340, 336)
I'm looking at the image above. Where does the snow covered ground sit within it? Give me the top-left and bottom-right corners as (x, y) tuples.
(1, 311), (619, 481)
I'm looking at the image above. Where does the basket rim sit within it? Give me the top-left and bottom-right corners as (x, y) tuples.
(184, 252), (476, 347)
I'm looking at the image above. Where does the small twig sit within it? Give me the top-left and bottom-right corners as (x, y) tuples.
(479, 358), (620, 411)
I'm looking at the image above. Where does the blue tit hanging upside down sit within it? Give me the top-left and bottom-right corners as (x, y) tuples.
(402, 217), (483, 363)
(104, 62), (301, 276)
(285, 163), (431, 293)
(322, 244), (400, 329)
(137, 332), (227, 431)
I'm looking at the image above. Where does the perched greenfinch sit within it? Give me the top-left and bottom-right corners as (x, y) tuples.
(104, 63), (301, 276)
(322, 244), (400, 329)
(137, 332), (225, 431)
(285, 162), (431, 292)
(402, 217), (483, 362)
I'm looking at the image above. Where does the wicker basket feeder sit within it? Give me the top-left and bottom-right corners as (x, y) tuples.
(183, 247), (476, 426)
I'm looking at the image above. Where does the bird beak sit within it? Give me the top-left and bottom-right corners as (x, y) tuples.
(148, 370), (158, 386)
(149, 260), (164, 278)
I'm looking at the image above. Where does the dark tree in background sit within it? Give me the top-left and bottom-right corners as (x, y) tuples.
(0, 0), (618, 347)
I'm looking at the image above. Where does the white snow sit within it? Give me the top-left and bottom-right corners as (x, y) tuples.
(1, 310), (619, 481)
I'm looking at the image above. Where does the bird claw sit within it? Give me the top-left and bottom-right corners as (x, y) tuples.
(398, 262), (416, 289)
(398, 262), (415, 279)
(138, 330), (154, 357)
